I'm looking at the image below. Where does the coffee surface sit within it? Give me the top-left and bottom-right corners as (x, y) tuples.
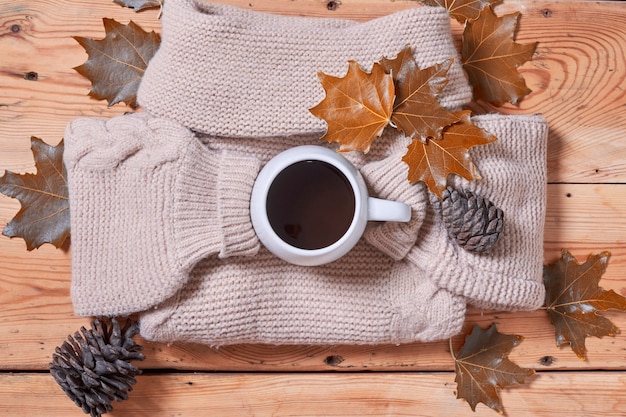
(266, 160), (356, 250)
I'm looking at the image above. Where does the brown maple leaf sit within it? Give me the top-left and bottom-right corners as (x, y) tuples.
(114, 0), (163, 12)
(309, 61), (395, 153)
(461, 7), (537, 106)
(0, 137), (69, 250)
(421, 0), (502, 23)
(402, 110), (497, 198)
(453, 324), (535, 414)
(379, 47), (460, 142)
(74, 19), (161, 107)
(544, 249), (626, 360)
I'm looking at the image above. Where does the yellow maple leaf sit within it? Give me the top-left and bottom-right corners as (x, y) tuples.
(309, 61), (395, 153)
(380, 47), (460, 141)
(402, 110), (497, 198)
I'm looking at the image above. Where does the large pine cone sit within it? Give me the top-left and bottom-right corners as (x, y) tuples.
(50, 318), (145, 417)
(440, 186), (504, 253)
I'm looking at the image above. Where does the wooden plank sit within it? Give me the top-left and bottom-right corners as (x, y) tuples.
(209, 0), (417, 19)
(1, 184), (625, 371)
(138, 309), (626, 373)
(544, 184), (626, 280)
(3, 308), (626, 373)
(489, 1), (626, 183)
(1, 371), (625, 416)
(1, 1), (626, 182)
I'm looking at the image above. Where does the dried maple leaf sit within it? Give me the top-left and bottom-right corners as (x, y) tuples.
(453, 324), (535, 414)
(114, 0), (163, 12)
(421, 0), (501, 23)
(402, 110), (497, 198)
(379, 47), (460, 142)
(74, 19), (161, 107)
(309, 61), (395, 153)
(544, 249), (626, 360)
(0, 137), (69, 250)
(461, 7), (537, 106)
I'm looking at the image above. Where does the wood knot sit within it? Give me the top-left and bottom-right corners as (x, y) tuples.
(326, 1), (340, 11)
(1, 18), (33, 37)
(24, 71), (38, 81)
(324, 355), (344, 366)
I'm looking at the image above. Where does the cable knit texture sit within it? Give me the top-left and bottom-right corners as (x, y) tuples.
(65, 0), (547, 346)
(136, 0), (472, 138)
(64, 112), (261, 316)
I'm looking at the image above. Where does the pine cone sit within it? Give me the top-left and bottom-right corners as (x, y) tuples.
(50, 317), (145, 417)
(440, 186), (504, 253)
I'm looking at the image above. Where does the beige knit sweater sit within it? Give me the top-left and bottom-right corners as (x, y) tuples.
(64, 0), (547, 345)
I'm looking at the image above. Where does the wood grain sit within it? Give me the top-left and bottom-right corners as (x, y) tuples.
(488, 1), (626, 183)
(1, 372), (625, 416)
(1, 184), (625, 371)
(1, 0), (626, 415)
(2, 1), (626, 181)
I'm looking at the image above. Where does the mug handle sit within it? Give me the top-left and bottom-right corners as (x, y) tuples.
(367, 197), (412, 222)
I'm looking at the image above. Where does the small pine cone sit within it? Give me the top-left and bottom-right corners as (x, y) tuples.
(440, 186), (504, 253)
(50, 317), (145, 417)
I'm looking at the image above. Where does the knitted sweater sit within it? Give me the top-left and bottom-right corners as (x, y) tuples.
(64, 0), (547, 345)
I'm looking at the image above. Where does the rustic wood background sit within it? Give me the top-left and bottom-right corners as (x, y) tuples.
(1, 0), (625, 415)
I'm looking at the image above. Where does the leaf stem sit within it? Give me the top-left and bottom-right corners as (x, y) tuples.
(449, 337), (457, 361)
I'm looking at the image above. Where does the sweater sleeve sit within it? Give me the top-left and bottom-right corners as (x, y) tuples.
(407, 114), (548, 311)
(360, 151), (429, 261)
(64, 112), (261, 317)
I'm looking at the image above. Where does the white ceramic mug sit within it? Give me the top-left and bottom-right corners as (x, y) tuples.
(250, 146), (411, 266)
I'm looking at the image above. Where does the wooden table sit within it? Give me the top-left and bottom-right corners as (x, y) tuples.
(1, 0), (625, 415)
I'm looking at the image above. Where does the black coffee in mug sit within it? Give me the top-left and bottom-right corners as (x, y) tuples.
(251, 145), (411, 265)
(266, 160), (356, 250)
